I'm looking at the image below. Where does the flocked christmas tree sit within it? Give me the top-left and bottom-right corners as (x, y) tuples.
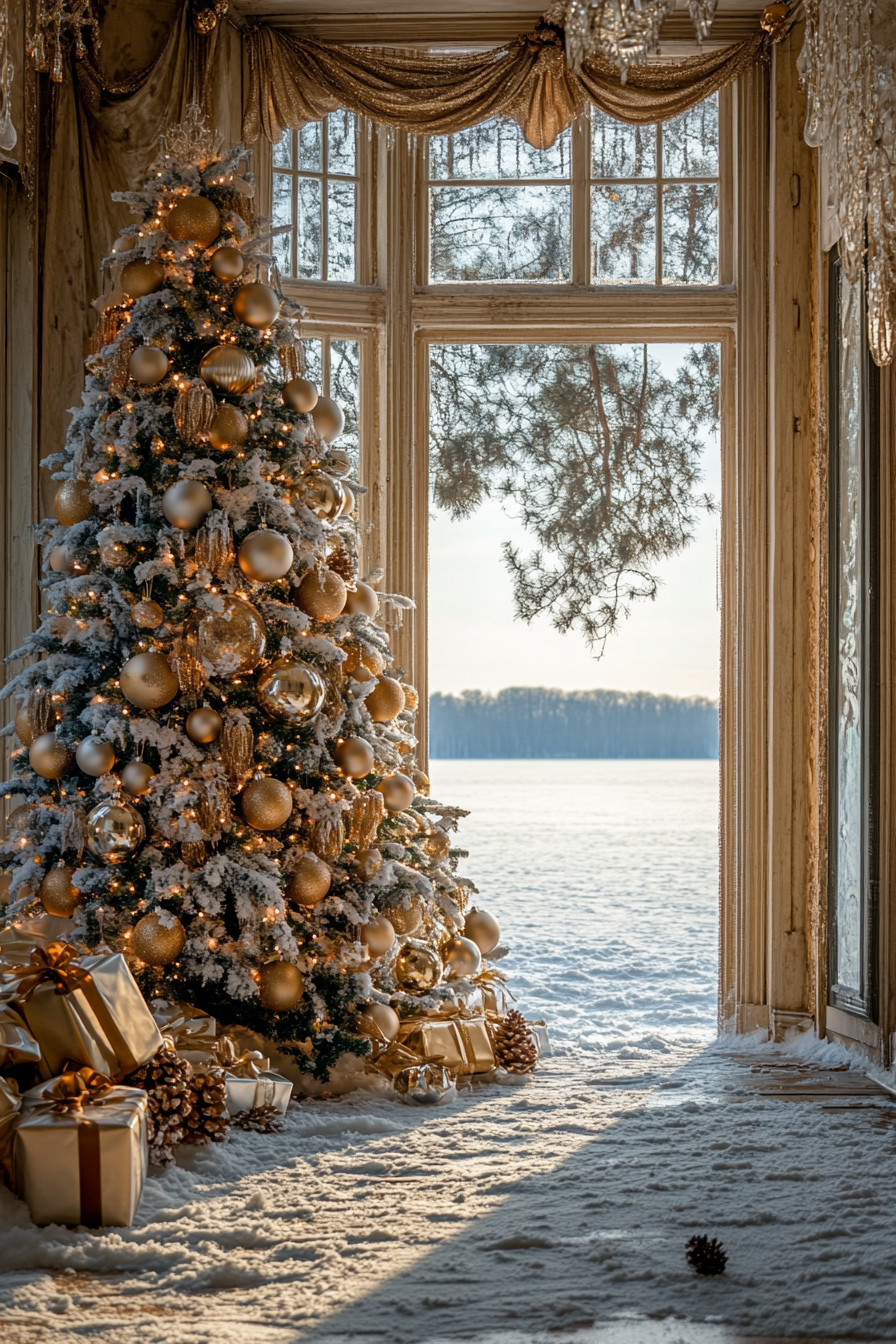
(0, 106), (507, 1081)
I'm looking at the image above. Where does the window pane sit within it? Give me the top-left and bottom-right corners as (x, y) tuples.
(663, 96), (719, 178)
(328, 110), (357, 175)
(430, 118), (570, 180)
(272, 174), (294, 275)
(302, 338), (323, 390)
(431, 185), (570, 282)
(591, 111), (656, 179)
(591, 184), (656, 282)
(298, 121), (323, 172)
(331, 339), (360, 473)
(662, 184), (718, 284)
(273, 130), (293, 169)
(327, 181), (356, 282)
(296, 177), (322, 279)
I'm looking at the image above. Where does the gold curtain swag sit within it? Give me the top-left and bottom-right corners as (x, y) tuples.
(242, 22), (775, 152)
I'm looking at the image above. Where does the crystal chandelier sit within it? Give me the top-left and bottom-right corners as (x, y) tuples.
(26, 0), (101, 83)
(546, 0), (719, 81)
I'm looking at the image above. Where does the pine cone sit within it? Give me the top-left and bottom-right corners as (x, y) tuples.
(685, 1234), (727, 1276)
(231, 1104), (284, 1133)
(327, 541), (356, 588)
(492, 1009), (538, 1074)
(181, 1068), (230, 1145)
(125, 1044), (193, 1167)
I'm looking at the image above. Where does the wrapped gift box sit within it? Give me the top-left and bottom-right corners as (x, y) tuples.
(0, 1005), (41, 1070)
(223, 1069), (293, 1116)
(0, 915), (77, 966)
(456, 1015), (496, 1073)
(150, 999), (217, 1063)
(527, 1021), (552, 1058)
(0, 1076), (21, 1184)
(402, 1014), (495, 1076)
(480, 981), (510, 1018)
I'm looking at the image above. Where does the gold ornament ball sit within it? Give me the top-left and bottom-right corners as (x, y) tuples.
(39, 866), (80, 918)
(241, 777), (293, 831)
(393, 939), (442, 994)
(76, 736), (116, 777)
(210, 246), (245, 281)
(30, 732), (72, 779)
(353, 847), (383, 882)
(232, 282), (280, 330)
(199, 345), (257, 394)
(111, 235), (132, 254)
(99, 538), (129, 568)
(340, 484), (356, 517)
(132, 912), (186, 966)
(49, 544), (75, 574)
(129, 346), (170, 386)
(257, 657), (326, 725)
(311, 396), (346, 443)
(443, 934), (482, 981)
(403, 685), (420, 713)
(365, 676), (406, 722)
(334, 736), (375, 779)
(54, 480), (93, 526)
(283, 378), (318, 414)
(258, 961), (304, 1012)
(238, 529), (294, 582)
(120, 259), (165, 299)
(344, 581), (379, 619)
(133, 598), (164, 630)
(86, 798), (146, 864)
(301, 470), (345, 523)
(6, 803), (35, 837)
(760, 2), (789, 33)
(360, 916), (395, 959)
(375, 773), (415, 814)
(326, 447), (352, 477)
(166, 195), (221, 248)
(162, 479), (213, 529)
(186, 707), (223, 743)
(190, 596), (266, 675)
(120, 651), (179, 709)
(208, 402), (248, 451)
(296, 568), (346, 622)
(464, 907), (501, 956)
(424, 828), (451, 860)
(412, 770), (430, 796)
(357, 1001), (400, 1046)
(286, 851), (332, 906)
(121, 760), (156, 796)
(390, 900), (424, 936)
(15, 705), (39, 746)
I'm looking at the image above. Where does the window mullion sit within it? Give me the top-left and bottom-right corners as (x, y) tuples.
(571, 107), (590, 286)
(656, 120), (664, 285)
(322, 117), (329, 282)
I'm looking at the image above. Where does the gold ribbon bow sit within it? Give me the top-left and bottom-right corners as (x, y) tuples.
(211, 1035), (268, 1078)
(44, 1066), (115, 1112)
(152, 1000), (217, 1054)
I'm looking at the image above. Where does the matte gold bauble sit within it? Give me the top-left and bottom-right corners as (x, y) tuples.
(353, 846), (383, 881)
(257, 657), (325, 724)
(340, 484), (356, 516)
(393, 939), (442, 993)
(344, 581), (379, 618)
(54, 480), (93, 526)
(311, 396), (345, 442)
(360, 916), (395, 958)
(39, 865), (80, 918)
(424, 828), (451, 860)
(210, 246), (245, 280)
(357, 1001), (400, 1046)
(464, 907), (501, 956)
(325, 447), (352, 476)
(283, 377), (318, 413)
(375, 773), (415, 814)
(296, 568), (346, 621)
(365, 676), (406, 722)
(75, 736), (116, 777)
(286, 851), (332, 906)
(166, 195), (221, 247)
(133, 598), (164, 630)
(29, 732), (72, 779)
(86, 798), (146, 864)
(334, 737), (375, 779)
(238, 529), (294, 582)
(120, 652), (179, 709)
(6, 803), (35, 837)
(99, 538), (128, 568)
(190, 596), (266, 675)
(112, 235), (132, 254)
(49, 544), (75, 574)
(258, 961), (303, 1012)
(15, 705), (37, 746)
(241, 776), (293, 831)
(208, 402), (248, 451)
(232, 282), (280, 329)
(121, 760), (156, 796)
(129, 346), (170, 386)
(162, 480), (213, 529)
(389, 900), (424, 936)
(120, 259), (165, 299)
(301, 471), (345, 523)
(412, 770), (430, 796)
(186, 707), (223, 743)
(132, 912), (186, 966)
(199, 345), (256, 394)
(443, 934), (482, 981)
(403, 685), (420, 712)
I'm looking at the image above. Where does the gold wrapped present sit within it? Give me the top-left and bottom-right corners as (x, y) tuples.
(455, 1015), (496, 1073)
(0, 1076), (21, 1183)
(151, 999), (218, 1063)
(397, 1013), (496, 1078)
(0, 1005), (41, 1069)
(211, 1036), (292, 1115)
(15, 1068), (148, 1227)
(0, 915), (78, 966)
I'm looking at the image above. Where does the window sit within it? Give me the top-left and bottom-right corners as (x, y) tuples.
(272, 111), (359, 282)
(303, 336), (361, 470)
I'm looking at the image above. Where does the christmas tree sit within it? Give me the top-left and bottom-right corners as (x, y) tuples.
(0, 107), (505, 1082)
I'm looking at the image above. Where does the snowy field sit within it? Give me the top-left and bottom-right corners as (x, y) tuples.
(3, 760), (896, 1343)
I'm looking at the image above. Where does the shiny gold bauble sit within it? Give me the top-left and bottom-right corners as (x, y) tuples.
(365, 676), (406, 722)
(344, 581), (379, 619)
(190, 596), (266, 676)
(403, 685), (420, 713)
(208, 402), (248, 451)
(133, 598), (164, 630)
(353, 847), (383, 881)
(186, 707), (223, 743)
(54, 480), (93, 526)
(86, 798), (146, 864)
(199, 345), (257, 394)
(301, 471), (345, 523)
(393, 939), (442, 994)
(238, 529), (294, 582)
(129, 346), (170, 386)
(283, 377), (319, 413)
(340, 484), (356, 516)
(75, 736), (116, 777)
(39, 865), (80, 918)
(241, 777), (293, 831)
(99, 538), (129, 568)
(389, 900), (424, 936)
(29, 732), (72, 779)
(325, 447), (352, 476)
(257, 657), (326, 724)
(120, 652), (179, 709)
(166, 195), (221, 247)
(296, 568), (346, 622)
(760, 2), (789, 33)
(286, 851), (332, 906)
(357, 1000), (400, 1046)
(311, 395), (345, 442)
(49, 544), (75, 574)
(424, 828), (451, 860)
(132, 912), (186, 966)
(464, 907), (501, 956)
(15, 705), (38, 746)
(120, 259), (165, 299)
(121, 760), (156, 796)
(258, 960), (303, 1012)
(112, 235), (132, 254)
(341, 645), (381, 682)
(374, 773), (415, 814)
(443, 934), (482, 981)
(210, 246), (245, 281)
(360, 915), (395, 958)
(412, 770), (430, 796)
(232, 282), (280, 330)
(334, 737), (375, 779)
(6, 803), (35, 837)
(397, 742), (413, 756)
(162, 479), (213, 529)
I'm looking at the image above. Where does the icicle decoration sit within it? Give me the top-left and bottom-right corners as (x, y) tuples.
(171, 636), (206, 697)
(194, 511), (235, 576)
(545, 0), (717, 80)
(348, 791), (385, 850)
(220, 714), (254, 782)
(173, 381), (216, 444)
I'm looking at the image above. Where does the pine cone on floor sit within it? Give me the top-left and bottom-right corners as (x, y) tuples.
(686, 1234), (727, 1276)
(231, 1104), (284, 1133)
(181, 1068), (230, 1145)
(492, 1009), (538, 1074)
(124, 1044), (193, 1167)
